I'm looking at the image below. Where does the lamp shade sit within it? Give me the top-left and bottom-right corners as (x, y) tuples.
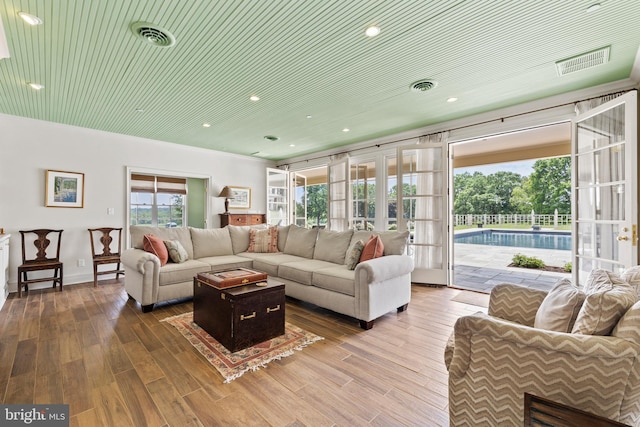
(218, 186), (233, 198)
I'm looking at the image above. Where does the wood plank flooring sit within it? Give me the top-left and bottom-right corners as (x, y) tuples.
(0, 280), (487, 426)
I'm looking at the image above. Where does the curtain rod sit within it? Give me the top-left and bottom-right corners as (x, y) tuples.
(279, 89), (630, 169)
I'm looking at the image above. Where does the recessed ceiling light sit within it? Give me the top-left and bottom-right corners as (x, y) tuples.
(365, 26), (380, 37)
(135, 108), (144, 113)
(289, 144), (295, 147)
(447, 97), (458, 103)
(586, 3), (601, 12)
(342, 128), (350, 132)
(306, 115), (312, 119)
(250, 95), (260, 101)
(28, 82), (44, 90)
(18, 12), (43, 26)
(202, 123), (211, 128)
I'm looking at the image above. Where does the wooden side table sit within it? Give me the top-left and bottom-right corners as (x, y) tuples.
(219, 213), (266, 227)
(524, 393), (630, 427)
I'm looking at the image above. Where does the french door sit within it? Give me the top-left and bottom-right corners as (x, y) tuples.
(572, 90), (638, 284)
(398, 142), (448, 285)
(327, 157), (350, 231)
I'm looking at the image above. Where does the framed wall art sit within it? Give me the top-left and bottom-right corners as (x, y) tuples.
(45, 170), (85, 208)
(228, 186), (251, 209)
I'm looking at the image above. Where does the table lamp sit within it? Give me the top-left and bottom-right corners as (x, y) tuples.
(218, 186), (234, 214)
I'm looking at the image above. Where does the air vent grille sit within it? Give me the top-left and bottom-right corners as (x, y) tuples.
(556, 46), (610, 76)
(410, 79), (438, 93)
(131, 22), (176, 48)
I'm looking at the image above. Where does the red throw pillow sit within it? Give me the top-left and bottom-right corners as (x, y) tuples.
(359, 235), (384, 262)
(143, 234), (169, 266)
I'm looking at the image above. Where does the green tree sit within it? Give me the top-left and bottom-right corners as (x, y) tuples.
(528, 157), (571, 214)
(306, 184), (327, 226)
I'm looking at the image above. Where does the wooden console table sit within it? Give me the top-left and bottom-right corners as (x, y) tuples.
(219, 213), (266, 227)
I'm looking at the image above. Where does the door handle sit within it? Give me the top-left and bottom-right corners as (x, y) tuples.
(617, 235), (629, 241)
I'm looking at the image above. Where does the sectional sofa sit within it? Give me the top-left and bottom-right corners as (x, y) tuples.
(121, 224), (414, 329)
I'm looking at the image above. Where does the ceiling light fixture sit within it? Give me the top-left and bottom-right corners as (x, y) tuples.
(289, 144), (295, 147)
(586, 3), (601, 12)
(18, 12), (43, 26)
(28, 82), (44, 90)
(250, 95), (260, 101)
(447, 97), (458, 103)
(306, 115), (312, 119)
(202, 123), (211, 128)
(342, 128), (350, 132)
(365, 26), (380, 37)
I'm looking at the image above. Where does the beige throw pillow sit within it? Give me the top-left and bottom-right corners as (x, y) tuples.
(612, 301), (640, 346)
(622, 266), (640, 298)
(571, 269), (637, 336)
(164, 240), (189, 263)
(247, 227), (279, 253)
(534, 278), (585, 333)
(345, 240), (365, 270)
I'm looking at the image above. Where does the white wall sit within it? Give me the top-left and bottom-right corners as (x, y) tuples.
(0, 114), (273, 291)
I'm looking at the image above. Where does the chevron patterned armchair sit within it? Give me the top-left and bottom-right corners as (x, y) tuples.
(445, 282), (640, 427)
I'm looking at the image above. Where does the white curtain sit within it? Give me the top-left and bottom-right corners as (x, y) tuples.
(413, 132), (448, 271)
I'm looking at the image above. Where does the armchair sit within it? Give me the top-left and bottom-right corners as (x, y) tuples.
(445, 283), (640, 427)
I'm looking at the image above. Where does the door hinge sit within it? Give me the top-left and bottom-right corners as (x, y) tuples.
(633, 224), (637, 247)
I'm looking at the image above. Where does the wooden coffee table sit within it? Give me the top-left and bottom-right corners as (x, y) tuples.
(193, 276), (285, 352)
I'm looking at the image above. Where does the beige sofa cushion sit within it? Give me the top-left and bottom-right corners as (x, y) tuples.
(197, 255), (253, 271)
(278, 259), (337, 286)
(277, 225), (290, 252)
(375, 231), (410, 255)
(130, 226), (194, 259)
(158, 259), (210, 286)
(227, 224), (268, 254)
(283, 225), (318, 259)
(572, 269), (637, 336)
(239, 253), (305, 277)
(312, 265), (356, 296)
(612, 301), (640, 345)
(534, 278), (585, 332)
(190, 227), (233, 258)
(313, 229), (353, 264)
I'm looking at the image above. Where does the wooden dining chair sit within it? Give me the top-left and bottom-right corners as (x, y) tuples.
(18, 229), (64, 297)
(88, 227), (124, 287)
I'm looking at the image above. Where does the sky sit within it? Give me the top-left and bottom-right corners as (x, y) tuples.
(454, 159), (536, 177)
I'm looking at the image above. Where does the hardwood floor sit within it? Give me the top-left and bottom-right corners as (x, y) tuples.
(0, 279), (487, 426)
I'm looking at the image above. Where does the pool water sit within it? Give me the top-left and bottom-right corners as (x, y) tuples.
(454, 230), (571, 251)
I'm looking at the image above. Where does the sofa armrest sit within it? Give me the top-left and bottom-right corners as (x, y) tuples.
(488, 283), (548, 327)
(121, 248), (160, 274)
(355, 255), (414, 284)
(448, 312), (640, 425)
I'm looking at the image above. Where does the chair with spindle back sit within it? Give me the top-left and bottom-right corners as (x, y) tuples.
(88, 227), (124, 287)
(18, 229), (64, 297)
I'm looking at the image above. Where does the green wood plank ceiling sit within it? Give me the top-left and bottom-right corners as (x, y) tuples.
(0, 0), (639, 161)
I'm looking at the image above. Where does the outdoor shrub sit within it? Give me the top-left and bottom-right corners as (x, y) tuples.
(512, 254), (546, 269)
(563, 262), (572, 272)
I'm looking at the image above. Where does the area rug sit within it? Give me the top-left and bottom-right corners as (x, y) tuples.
(161, 312), (323, 383)
(451, 291), (490, 308)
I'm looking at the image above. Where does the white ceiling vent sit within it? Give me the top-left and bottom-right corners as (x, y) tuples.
(131, 22), (176, 48)
(555, 46), (610, 76)
(410, 79), (438, 93)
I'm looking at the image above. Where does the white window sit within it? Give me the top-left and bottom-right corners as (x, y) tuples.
(130, 174), (186, 227)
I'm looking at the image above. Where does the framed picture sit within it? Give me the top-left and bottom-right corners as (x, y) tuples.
(228, 186), (251, 209)
(45, 170), (85, 208)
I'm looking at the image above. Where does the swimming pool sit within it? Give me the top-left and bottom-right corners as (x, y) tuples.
(454, 229), (571, 251)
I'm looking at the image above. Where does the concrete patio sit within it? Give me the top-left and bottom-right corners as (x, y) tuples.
(452, 235), (571, 294)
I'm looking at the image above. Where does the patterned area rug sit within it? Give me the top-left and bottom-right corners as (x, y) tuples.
(161, 312), (324, 383)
